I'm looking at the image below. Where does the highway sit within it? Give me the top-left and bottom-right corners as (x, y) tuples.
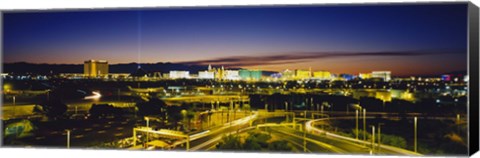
(186, 111), (425, 156)
(265, 126), (370, 154)
(305, 117), (423, 156)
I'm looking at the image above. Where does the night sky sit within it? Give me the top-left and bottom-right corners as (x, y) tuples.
(3, 4), (468, 76)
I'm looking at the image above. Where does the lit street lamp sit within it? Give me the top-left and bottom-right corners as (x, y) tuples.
(46, 90), (50, 101)
(66, 130), (71, 149)
(378, 123), (384, 152)
(303, 110), (307, 152)
(145, 117), (150, 128)
(363, 108), (367, 142)
(371, 125), (375, 154)
(414, 116), (417, 153)
(211, 101), (214, 110)
(13, 96), (16, 117)
(145, 117), (150, 143)
(355, 109), (359, 140)
(285, 101), (289, 122)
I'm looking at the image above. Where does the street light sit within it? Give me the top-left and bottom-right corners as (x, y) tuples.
(285, 101), (289, 122)
(414, 116), (417, 153)
(303, 110), (307, 152)
(46, 90), (50, 101)
(12, 96), (17, 119)
(371, 125), (375, 154)
(378, 123), (384, 152)
(66, 130), (71, 149)
(211, 101), (214, 110)
(456, 114), (460, 124)
(145, 117), (150, 128)
(355, 109), (359, 140)
(363, 108), (367, 142)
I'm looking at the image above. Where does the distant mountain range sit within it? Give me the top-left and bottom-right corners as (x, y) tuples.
(2, 62), (465, 77)
(3, 62), (208, 75)
(2, 62), (278, 76)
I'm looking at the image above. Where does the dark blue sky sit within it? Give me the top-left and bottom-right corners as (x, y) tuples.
(3, 3), (468, 75)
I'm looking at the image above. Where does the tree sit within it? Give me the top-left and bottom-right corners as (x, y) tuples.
(216, 135), (242, 150)
(89, 104), (124, 119)
(243, 138), (262, 151)
(268, 140), (292, 151)
(38, 99), (67, 119)
(381, 134), (407, 149)
(135, 98), (167, 117)
(166, 106), (183, 130)
(242, 132), (272, 150)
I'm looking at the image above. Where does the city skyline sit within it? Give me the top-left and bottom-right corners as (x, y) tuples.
(3, 4), (468, 76)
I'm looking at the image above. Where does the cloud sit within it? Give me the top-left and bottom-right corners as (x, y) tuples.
(176, 51), (446, 68)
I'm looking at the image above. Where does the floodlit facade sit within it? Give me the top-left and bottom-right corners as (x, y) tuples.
(84, 60), (109, 78)
(198, 71), (215, 79)
(313, 71), (332, 80)
(281, 69), (295, 80)
(239, 69), (262, 80)
(214, 66), (225, 80)
(371, 71), (392, 81)
(295, 70), (311, 80)
(169, 71), (190, 79)
(224, 70), (240, 80)
(358, 73), (372, 79)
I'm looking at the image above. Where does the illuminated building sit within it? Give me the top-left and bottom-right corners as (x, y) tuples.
(224, 70), (240, 80)
(131, 67), (148, 78)
(358, 73), (372, 79)
(169, 71), (190, 79)
(281, 69), (295, 80)
(371, 71), (391, 81)
(340, 74), (355, 81)
(441, 74), (452, 81)
(239, 69), (262, 80)
(295, 69), (311, 80)
(198, 71), (215, 79)
(313, 71), (332, 80)
(270, 73), (282, 79)
(214, 66), (225, 80)
(84, 60), (108, 78)
(1, 73), (9, 79)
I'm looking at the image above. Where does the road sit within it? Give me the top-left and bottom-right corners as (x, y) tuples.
(174, 112), (258, 151)
(265, 126), (370, 154)
(305, 117), (423, 156)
